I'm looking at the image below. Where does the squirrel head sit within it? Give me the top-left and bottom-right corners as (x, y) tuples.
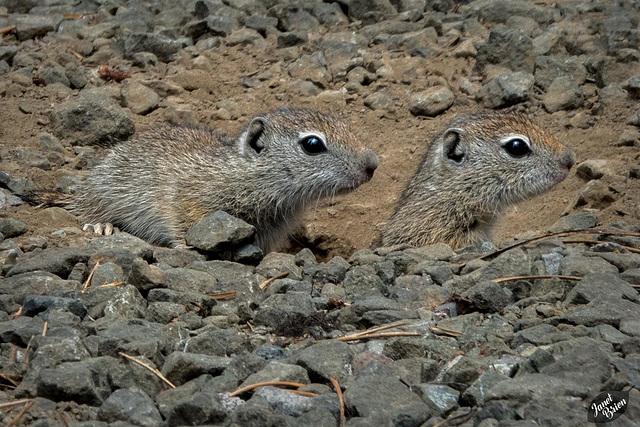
(237, 108), (379, 198)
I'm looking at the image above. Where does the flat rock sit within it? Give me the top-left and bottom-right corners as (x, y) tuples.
(50, 89), (135, 146)
(185, 211), (255, 252)
(97, 388), (162, 426)
(409, 86), (454, 117)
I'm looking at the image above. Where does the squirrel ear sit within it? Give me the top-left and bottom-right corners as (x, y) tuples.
(242, 117), (266, 155)
(442, 128), (465, 164)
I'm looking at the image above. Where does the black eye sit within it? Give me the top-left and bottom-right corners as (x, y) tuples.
(299, 135), (327, 155)
(503, 138), (531, 158)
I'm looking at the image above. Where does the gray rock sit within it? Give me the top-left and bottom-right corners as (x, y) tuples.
(97, 388), (162, 426)
(345, 0), (397, 21)
(512, 324), (572, 347)
(342, 264), (388, 299)
(65, 62), (87, 89)
(277, 31), (308, 48)
(13, 14), (62, 41)
(123, 32), (182, 62)
(6, 247), (89, 278)
(484, 374), (586, 403)
(549, 212), (598, 232)
(412, 384), (459, 416)
(22, 295), (87, 318)
(463, 0), (560, 25)
(540, 344), (612, 389)
(476, 71), (534, 108)
(0, 315), (46, 346)
(383, 337), (457, 363)
(161, 352), (231, 386)
(293, 340), (355, 383)
(185, 211), (255, 252)
(543, 76), (584, 113)
(576, 159), (609, 181)
(308, 256), (350, 285)
(534, 55), (587, 91)
(344, 374), (431, 425)
(557, 298), (640, 328)
(127, 258), (165, 292)
(132, 52), (158, 68)
(0, 271), (80, 304)
(226, 28), (264, 47)
(84, 233), (154, 260)
(462, 281), (513, 312)
(254, 386), (313, 417)
(257, 252), (302, 280)
(0, 218), (27, 238)
(245, 16), (278, 35)
(38, 61), (70, 87)
(364, 92), (394, 111)
(409, 86), (454, 117)
(288, 51), (331, 88)
(166, 392), (229, 425)
(163, 268), (217, 294)
(475, 25), (536, 73)
(565, 273), (638, 305)
(461, 371), (509, 406)
(254, 292), (316, 332)
(241, 362), (310, 388)
(206, 15), (240, 37)
(37, 357), (116, 405)
(120, 80), (159, 115)
(0, 46), (18, 64)
(50, 89), (135, 146)
(558, 256), (618, 276)
(184, 327), (252, 356)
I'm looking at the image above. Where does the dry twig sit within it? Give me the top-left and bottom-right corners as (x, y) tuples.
(492, 275), (582, 283)
(118, 352), (176, 389)
(82, 262), (100, 293)
(99, 281), (124, 287)
(63, 12), (84, 19)
(7, 399), (34, 426)
(335, 331), (420, 342)
(207, 291), (237, 299)
(42, 321), (48, 337)
(229, 381), (306, 397)
(22, 335), (34, 368)
(0, 399), (32, 410)
(0, 373), (21, 387)
(259, 272), (289, 291)
(0, 25), (16, 36)
(429, 325), (463, 337)
(329, 377), (346, 427)
(9, 306), (22, 320)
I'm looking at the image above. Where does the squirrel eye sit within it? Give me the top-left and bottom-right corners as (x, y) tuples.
(299, 135), (327, 155)
(503, 138), (531, 158)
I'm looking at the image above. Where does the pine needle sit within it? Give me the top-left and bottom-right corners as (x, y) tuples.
(492, 275), (582, 283)
(329, 377), (346, 427)
(229, 381), (307, 397)
(207, 291), (236, 299)
(81, 262), (100, 293)
(7, 400), (34, 426)
(118, 352), (176, 389)
(259, 272), (289, 291)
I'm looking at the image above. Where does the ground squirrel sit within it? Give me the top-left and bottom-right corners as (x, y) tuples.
(380, 111), (575, 249)
(70, 108), (379, 252)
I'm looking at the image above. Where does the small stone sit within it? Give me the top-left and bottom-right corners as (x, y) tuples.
(617, 128), (640, 147)
(50, 89), (135, 146)
(476, 71), (534, 108)
(409, 86), (454, 117)
(543, 76), (584, 113)
(364, 92), (394, 111)
(475, 25), (536, 74)
(344, 374), (431, 425)
(161, 352), (230, 386)
(123, 32), (181, 62)
(576, 159), (609, 181)
(0, 218), (27, 238)
(412, 384), (459, 416)
(462, 281), (513, 312)
(13, 14), (61, 41)
(277, 32), (308, 48)
(549, 212), (598, 232)
(121, 80), (159, 115)
(565, 273), (638, 305)
(225, 28), (264, 47)
(185, 211), (255, 252)
(98, 388), (162, 426)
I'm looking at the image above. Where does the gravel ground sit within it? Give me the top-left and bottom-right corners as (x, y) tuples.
(1, 0), (640, 426)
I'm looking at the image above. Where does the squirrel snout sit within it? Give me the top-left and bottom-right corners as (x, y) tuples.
(560, 148), (576, 170)
(362, 150), (379, 180)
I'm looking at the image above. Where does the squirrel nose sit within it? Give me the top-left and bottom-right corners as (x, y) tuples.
(363, 149), (379, 179)
(561, 147), (576, 169)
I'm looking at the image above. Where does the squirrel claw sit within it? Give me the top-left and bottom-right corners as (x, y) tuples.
(82, 223), (116, 236)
